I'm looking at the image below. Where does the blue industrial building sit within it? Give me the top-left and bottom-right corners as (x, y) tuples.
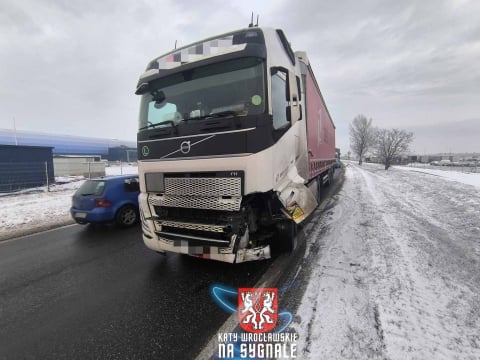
(0, 129), (137, 161)
(0, 129), (137, 192)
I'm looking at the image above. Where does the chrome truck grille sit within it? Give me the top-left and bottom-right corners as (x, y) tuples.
(156, 220), (225, 233)
(164, 177), (242, 197)
(148, 174), (243, 212)
(147, 172), (245, 247)
(148, 194), (241, 212)
(155, 219), (233, 247)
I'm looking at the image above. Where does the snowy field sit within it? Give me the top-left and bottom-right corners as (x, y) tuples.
(1, 162), (479, 359)
(0, 165), (138, 241)
(406, 162), (480, 174)
(294, 162), (480, 359)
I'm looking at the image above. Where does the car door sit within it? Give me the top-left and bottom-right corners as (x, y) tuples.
(123, 177), (140, 205)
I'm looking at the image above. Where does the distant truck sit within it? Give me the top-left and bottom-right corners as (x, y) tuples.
(135, 26), (336, 263)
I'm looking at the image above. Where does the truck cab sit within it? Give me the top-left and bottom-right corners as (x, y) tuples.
(135, 27), (335, 263)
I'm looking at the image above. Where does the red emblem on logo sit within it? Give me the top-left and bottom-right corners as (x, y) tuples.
(238, 288), (278, 333)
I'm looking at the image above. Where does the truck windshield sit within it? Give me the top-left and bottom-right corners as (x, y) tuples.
(138, 57), (265, 131)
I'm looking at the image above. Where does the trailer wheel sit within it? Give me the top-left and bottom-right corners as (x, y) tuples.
(326, 168), (334, 186)
(275, 220), (297, 253)
(316, 178), (322, 203)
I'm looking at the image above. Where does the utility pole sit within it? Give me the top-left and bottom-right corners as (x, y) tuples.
(13, 117), (18, 145)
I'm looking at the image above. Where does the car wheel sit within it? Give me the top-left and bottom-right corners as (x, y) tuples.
(115, 205), (138, 227)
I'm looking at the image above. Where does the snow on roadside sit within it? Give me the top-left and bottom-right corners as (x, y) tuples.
(397, 165), (480, 188)
(0, 165), (138, 241)
(292, 162), (480, 359)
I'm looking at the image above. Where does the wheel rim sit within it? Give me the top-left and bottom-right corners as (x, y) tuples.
(121, 208), (137, 225)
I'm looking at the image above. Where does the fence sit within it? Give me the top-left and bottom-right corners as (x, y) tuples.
(106, 161), (138, 176)
(0, 160), (109, 194)
(0, 161), (53, 193)
(408, 162), (480, 174)
(53, 158), (106, 178)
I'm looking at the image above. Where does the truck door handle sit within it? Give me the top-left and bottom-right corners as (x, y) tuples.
(292, 96), (298, 107)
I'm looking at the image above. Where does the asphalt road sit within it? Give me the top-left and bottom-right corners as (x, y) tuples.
(0, 224), (271, 360)
(0, 166), (345, 360)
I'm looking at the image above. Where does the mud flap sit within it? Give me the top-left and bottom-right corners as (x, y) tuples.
(275, 166), (318, 224)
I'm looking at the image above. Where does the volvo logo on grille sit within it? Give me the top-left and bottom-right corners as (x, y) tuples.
(180, 141), (191, 154)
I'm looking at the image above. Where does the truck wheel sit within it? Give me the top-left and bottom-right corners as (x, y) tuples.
(276, 220), (297, 252)
(115, 205), (139, 227)
(316, 178), (322, 203)
(326, 168), (334, 186)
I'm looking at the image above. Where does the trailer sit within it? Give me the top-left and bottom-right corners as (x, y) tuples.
(135, 26), (336, 263)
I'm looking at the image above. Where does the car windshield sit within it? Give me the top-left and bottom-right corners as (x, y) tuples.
(75, 180), (106, 196)
(138, 57), (265, 131)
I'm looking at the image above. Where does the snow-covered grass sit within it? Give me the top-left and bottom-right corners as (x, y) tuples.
(293, 162), (480, 359)
(406, 162), (480, 174)
(397, 165), (480, 188)
(0, 165), (138, 241)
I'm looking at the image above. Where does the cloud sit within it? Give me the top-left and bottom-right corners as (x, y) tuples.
(410, 118), (480, 153)
(0, 0), (478, 154)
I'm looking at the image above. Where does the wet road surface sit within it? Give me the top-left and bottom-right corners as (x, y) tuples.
(0, 224), (271, 359)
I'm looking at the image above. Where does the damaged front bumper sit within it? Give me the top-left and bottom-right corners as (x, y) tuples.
(140, 209), (270, 263)
(142, 232), (271, 263)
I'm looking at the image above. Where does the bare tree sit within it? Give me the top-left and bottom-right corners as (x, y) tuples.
(375, 128), (414, 170)
(349, 115), (375, 165)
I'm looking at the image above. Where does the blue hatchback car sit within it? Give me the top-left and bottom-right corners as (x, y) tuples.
(70, 175), (140, 227)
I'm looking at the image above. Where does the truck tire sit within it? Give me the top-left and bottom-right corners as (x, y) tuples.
(316, 178), (322, 203)
(115, 205), (139, 227)
(326, 168), (334, 186)
(275, 220), (297, 253)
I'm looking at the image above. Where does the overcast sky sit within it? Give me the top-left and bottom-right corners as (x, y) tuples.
(1, 0), (479, 154)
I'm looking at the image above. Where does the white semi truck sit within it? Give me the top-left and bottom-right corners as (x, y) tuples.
(135, 26), (336, 263)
